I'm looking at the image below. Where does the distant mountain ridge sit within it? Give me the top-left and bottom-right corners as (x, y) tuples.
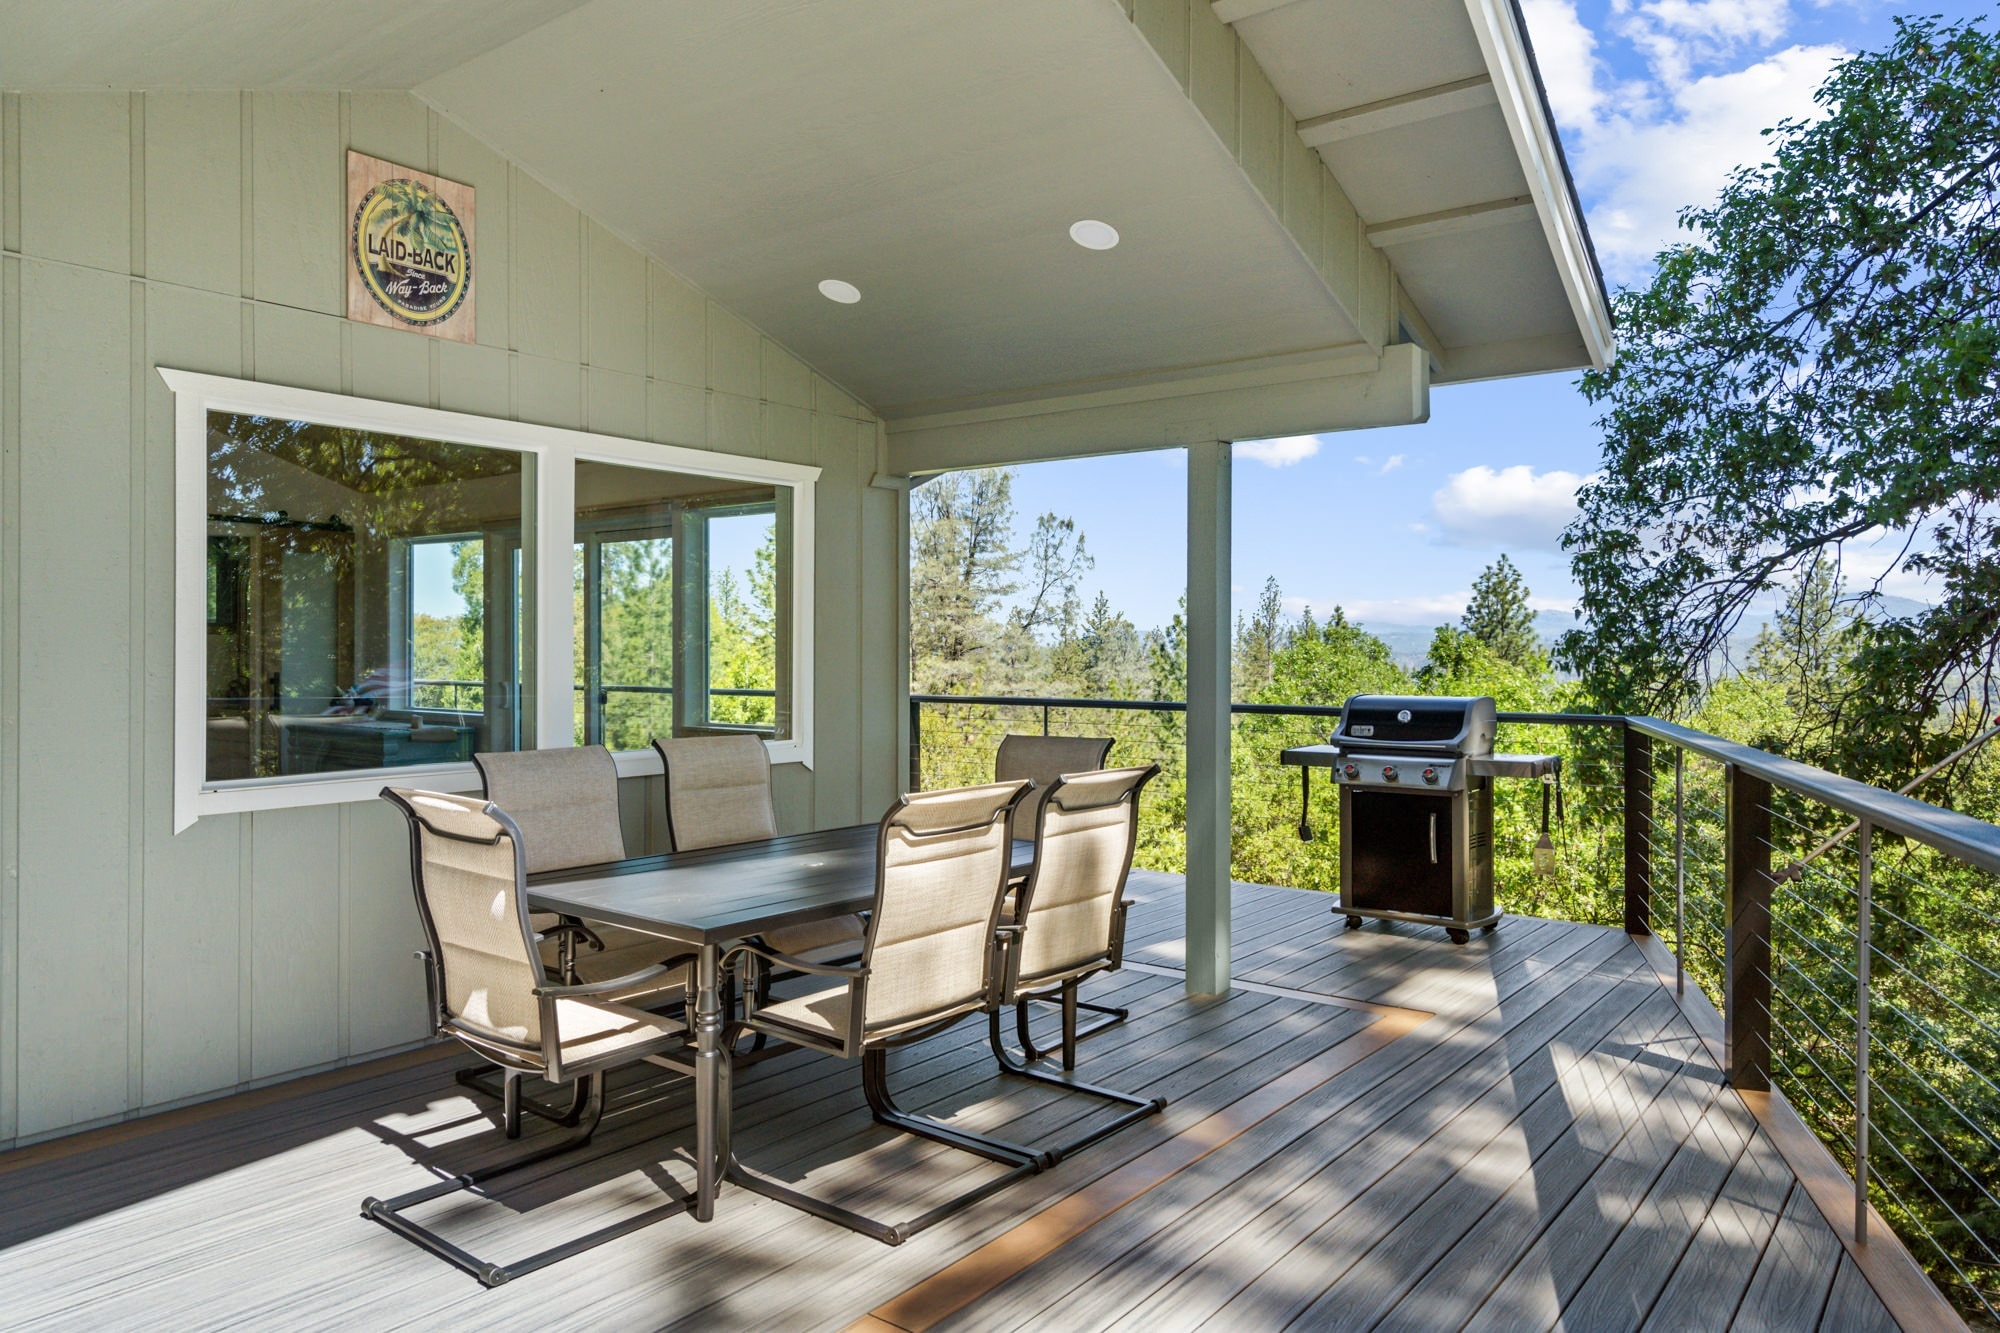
(1357, 596), (1934, 671)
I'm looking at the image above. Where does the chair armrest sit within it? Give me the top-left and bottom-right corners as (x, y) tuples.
(991, 923), (1025, 1005)
(413, 949), (443, 1035)
(723, 940), (870, 980)
(532, 961), (683, 999)
(1109, 898), (1132, 970)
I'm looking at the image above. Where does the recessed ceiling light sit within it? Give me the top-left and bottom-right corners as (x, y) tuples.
(818, 278), (861, 304)
(1069, 219), (1120, 251)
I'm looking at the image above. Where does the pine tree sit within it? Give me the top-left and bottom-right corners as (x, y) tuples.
(1461, 554), (1541, 666)
(1233, 577), (1285, 699)
(908, 469), (1021, 693)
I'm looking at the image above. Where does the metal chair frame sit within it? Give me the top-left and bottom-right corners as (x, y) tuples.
(987, 766), (1166, 1162)
(366, 789), (696, 1286)
(721, 787), (1053, 1246)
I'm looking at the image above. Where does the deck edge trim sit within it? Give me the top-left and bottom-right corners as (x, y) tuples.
(1629, 931), (1967, 1333)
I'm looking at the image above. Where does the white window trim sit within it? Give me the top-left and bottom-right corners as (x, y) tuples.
(164, 369), (818, 832)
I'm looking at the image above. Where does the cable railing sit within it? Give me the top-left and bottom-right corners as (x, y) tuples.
(911, 691), (2000, 1324)
(1634, 719), (2000, 1327)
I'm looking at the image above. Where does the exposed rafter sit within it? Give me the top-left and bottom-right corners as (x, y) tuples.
(1366, 195), (1536, 248)
(1297, 75), (1498, 147)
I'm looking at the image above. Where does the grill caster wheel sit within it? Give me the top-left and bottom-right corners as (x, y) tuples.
(1344, 915), (1362, 930)
(1482, 923), (1498, 935)
(1447, 928), (1470, 945)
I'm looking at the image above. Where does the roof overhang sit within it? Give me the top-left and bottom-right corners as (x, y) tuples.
(1, 0), (1610, 466)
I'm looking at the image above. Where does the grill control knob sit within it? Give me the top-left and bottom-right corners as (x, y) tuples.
(1422, 767), (1439, 785)
(1381, 765), (1399, 782)
(1341, 763), (1359, 780)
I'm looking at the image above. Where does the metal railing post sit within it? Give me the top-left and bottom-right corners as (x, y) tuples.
(1042, 704), (1050, 737)
(1625, 726), (1655, 935)
(1674, 748), (1685, 998)
(1725, 763), (1774, 1090)
(1855, 817), (1872, 1242)
(908, 697), (923, 794)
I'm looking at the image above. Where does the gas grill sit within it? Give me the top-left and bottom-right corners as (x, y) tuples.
(1281, 695), (1560, 943)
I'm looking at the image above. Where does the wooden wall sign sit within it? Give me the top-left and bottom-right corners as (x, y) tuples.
(346, 151), (476, 343)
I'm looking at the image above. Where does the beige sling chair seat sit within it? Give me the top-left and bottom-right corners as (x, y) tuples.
(989, 764), (1167, 1162)
(365, 789), (695, 1287)
(475, 745), (693, 996)
(725, 778), (1163, 1245)
(467, 746), (694, 1125)
(654, 734), (866, 1037)
(993, 733), (1124, 1048)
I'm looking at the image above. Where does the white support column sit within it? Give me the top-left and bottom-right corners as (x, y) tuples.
(1185, 440), (1232, 995)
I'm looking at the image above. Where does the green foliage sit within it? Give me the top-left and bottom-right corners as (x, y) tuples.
(1558, 15), (2000, 779)
(708, 526), (779, 728)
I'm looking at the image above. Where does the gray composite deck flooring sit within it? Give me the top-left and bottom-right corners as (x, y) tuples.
(0, 874), (1901, 1332)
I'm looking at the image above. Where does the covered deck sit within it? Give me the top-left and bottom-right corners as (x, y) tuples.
(0, 879), (1901, 1331)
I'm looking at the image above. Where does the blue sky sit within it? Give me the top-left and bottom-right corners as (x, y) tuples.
(1006, 0), (1991, 638)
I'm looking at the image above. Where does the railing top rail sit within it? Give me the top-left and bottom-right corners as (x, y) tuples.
(1629, 716), (2000, 877)
(913, 692), (2000, 875)
(909, 693), (1621, 726)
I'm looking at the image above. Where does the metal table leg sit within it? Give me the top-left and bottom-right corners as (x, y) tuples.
(694, 941), (726, 1222)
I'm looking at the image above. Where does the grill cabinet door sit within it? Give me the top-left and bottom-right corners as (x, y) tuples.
(1347, 791), (1453, 918)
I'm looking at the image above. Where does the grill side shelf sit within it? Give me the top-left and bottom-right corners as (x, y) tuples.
(1467, 754), (1561, 780)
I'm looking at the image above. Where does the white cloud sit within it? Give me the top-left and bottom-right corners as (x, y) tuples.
(1430, 465), (1594, 549)
(1521, 0), (1607, 129)
(1517, 0), (1842, 280)
(1582, 44), (1843, 276)
(1379, 454), (1405, 475)
(1619, 0), (1792, 85)
(1236, 435), (1321, 468)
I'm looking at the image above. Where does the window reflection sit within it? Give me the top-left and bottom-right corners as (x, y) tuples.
(573, 461), (788, 749)
(204, 412), (534, 782)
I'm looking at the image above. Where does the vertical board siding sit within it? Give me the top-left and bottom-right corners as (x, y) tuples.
(140, 284), (243, 1107)
(0, 90), (885, 1145)
(509, 172), (582, 363)
(340, 799), (428, 1056)
(19, 94), (130, 274)
(16, 260), (133, 1136)
(248, 807), (342, 1079)
(249, 94), (341, 316)
(143, 95), (241, 295)
(812, 417), (864, 830)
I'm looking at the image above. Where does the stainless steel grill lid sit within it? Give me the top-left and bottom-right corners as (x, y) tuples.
(1334, 695), (1497, 757)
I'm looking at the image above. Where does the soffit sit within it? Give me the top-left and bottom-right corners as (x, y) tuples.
(1224, 0), (1608, 375)
(414, 0), (1360, 416)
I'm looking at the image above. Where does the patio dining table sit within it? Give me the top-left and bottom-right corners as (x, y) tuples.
(527, 823), (1035, 1222)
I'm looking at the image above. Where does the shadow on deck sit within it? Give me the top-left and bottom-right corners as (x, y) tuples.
(0, 876), (1911, 1331)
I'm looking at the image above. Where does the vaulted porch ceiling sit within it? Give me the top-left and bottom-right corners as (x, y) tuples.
(1, 0), (1610, 435)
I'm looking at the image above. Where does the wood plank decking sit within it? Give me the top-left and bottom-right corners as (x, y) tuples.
(0, 877), (1907, 1331)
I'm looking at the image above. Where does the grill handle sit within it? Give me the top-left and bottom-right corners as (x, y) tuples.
(1429, 812), (1438, 864)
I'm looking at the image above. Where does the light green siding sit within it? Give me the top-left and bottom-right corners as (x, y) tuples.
(0, 90), (892, 1147)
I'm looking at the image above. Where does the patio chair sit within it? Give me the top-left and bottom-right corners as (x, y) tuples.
(365, 788), (693, 1287)
(470, 746), (693, 1124)
(995, 733), (1115, 850)
(989, 765), (1167, 1163)
(994, 734), (1122, 1041)
(722, 780), (1046, 1246)
(653, 731), (866, 964)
